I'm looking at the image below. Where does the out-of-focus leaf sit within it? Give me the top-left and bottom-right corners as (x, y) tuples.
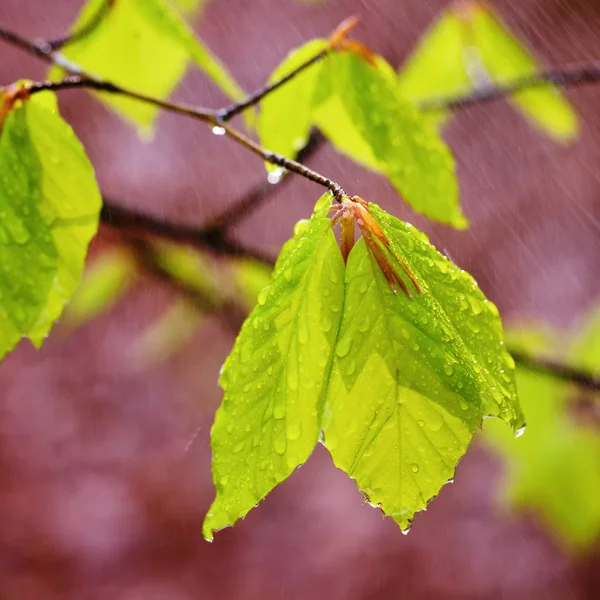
(0, 88), (101, 356)
(470, 4), (579, 141)
(203, 195), (345, 540)
(323, 204), (521, 531)
(129, 298), (204, 369)
(397, 3), (579, 141)
(258, 39), (328, 172)
(319, 54), (465, 228)
(397, 12), (471, 126)
(229, 259), (273, 312)
(55, 0), (245, 131)
(484, 325), (600, 551)
(64, 247), (138, 327)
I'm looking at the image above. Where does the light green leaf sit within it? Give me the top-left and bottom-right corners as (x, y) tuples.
(318, 53), (465, 228)
(396, 12), (471, 126)
(471, 4), (579, 141)
(484, 325), (600, 550)
(64, 247), (138, 328)
(56, 0), (245, 131)
(203, 196), (345, 540)
(0, 89), (101, 355)
(323, 204), (522, 531)
(258, 39), (328, 172)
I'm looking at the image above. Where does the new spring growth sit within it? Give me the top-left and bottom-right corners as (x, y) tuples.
(329, 196), (422, 298)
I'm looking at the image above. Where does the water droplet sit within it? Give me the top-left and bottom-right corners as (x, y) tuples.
(459, 397), (469, 410)
(232, 441), (245, 454)
(287, 369), (299, 391)
(410, 463), (419, 473)
(417, 419), (425, 427)
(515, 425), (526, 438)
(219, 474), (229, 485)
(286, 422), (302, 440)
(274, 436), (287, 455)
(267, 167), (284, 184)
(329, 271), (338, 284)
(443, 364), (454, 376)
(284, 268), (293, 282)
(212, 125), (226, 135)
(335, 337), (352, 358)
(257, 287), (269, 306)
(320, 315), (332, 333)
(358, 316), (370, 332)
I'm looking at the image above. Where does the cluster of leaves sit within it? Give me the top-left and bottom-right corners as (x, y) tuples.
(0, 0), (595, 546)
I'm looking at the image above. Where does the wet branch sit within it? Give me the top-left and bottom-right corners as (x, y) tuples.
(419, 60), (600, 112)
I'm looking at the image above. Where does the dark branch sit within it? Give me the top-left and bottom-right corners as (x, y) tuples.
(43, 0), (116, 52)
(101, 199), (276, 266)
(419, 61), (600, 112)
(509, 349), (600, 394)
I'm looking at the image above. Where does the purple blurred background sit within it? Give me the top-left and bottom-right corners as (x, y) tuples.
(1, 0), (600, 598)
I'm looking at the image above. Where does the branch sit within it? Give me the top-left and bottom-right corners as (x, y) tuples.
(419, 61), (600, 112)
(509, 349), (600, 394)
(101, 199), (276, 266)
(42, 0), (116, 52)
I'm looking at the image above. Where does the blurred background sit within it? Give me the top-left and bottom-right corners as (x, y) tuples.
(1, 0), (600, 598)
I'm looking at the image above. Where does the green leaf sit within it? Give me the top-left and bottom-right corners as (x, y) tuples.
(56, 0), (245, 131)
(203, 196), (345, 541)
(318, 53), (465, 228)
(0, 89), (101, 356)
(396, 12), (471, 126)
(258, 39), (328, 172)
(322, 203), (522, 531)
(470, 4), (579, 141)
(484, 326), (600, 550)
(64, 247), (137, 328)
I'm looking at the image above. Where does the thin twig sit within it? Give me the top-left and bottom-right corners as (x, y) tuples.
(216, 49), (329, 121)
(43, 0), (116, 52)
(419, 61), (600, 112)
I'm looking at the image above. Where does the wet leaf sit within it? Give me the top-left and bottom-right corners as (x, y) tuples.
(318, 53), (465, 228)
(55, 0), (245, 131)
(0, 88), (101, 356)
(323, 203), (522, 531)
(203, 195), (345, 540)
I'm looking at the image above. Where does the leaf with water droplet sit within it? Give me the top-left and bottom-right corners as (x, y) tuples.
(315, 52), (465, 228)
(0, 87), (101, 358)
(203, 194), (345, 541)
(322, 203), (522, 532)
(52, 0), (247, 133)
